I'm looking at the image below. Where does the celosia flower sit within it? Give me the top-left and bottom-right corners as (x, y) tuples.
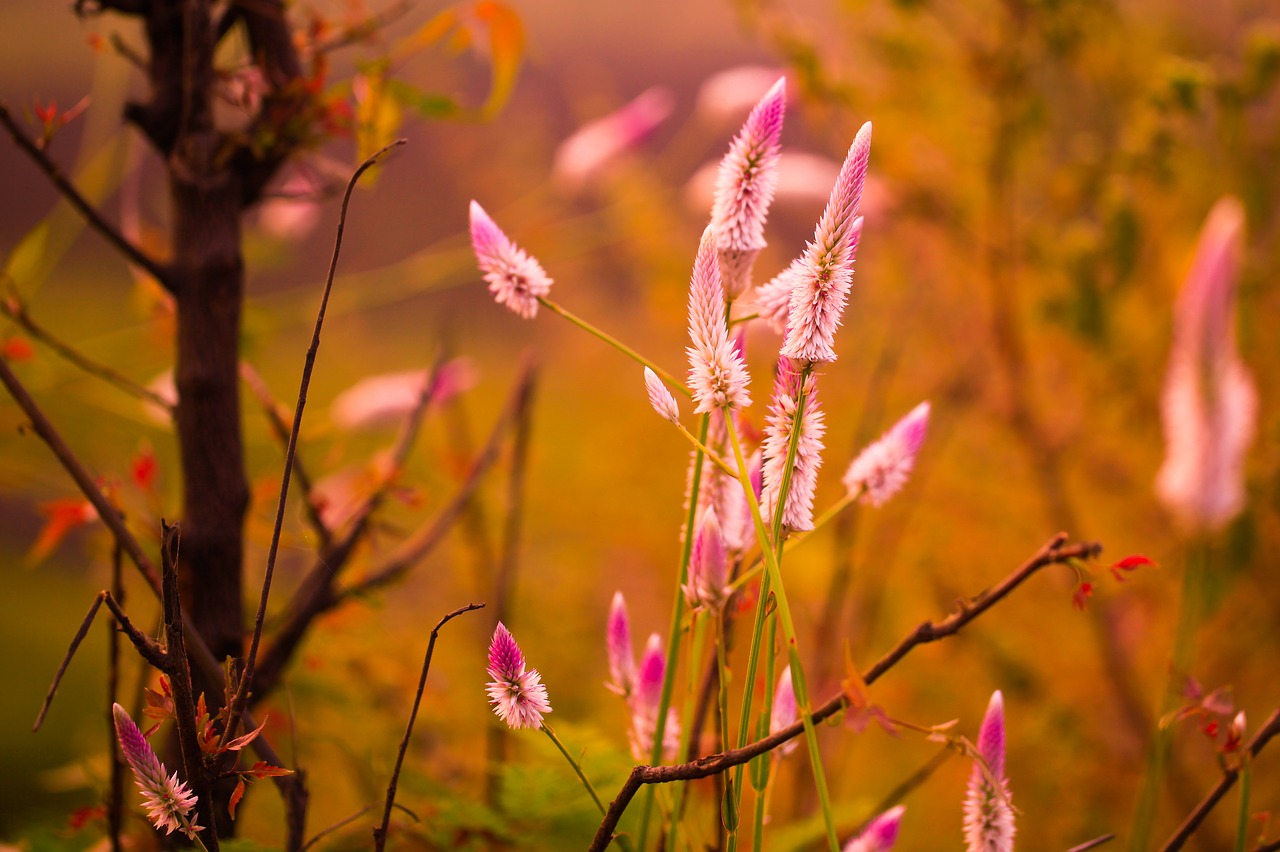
(721, 447), (761, 554)
(643, 367), (681, 424)
(781, 121), (873, 364)
(769, 665), (799, 757)
(111, 703), (203, 840)
(964, 690), (1015, 852)
(844, 804), (905, 852)
(1155, 197), (1256, 532)
(469, 201), (553, 320)
(760, 359), (826, 531)
(605, 591), (635, 697)
(553, 87), (675, 193)
(684, 507), (729, 609)
(711, 77), (785, 299)
(629, 633), (680, 761)
(753, 257), (805, 333)
(843, 401), (930, 507)
(687, 226), (752, 413)
(486, 622), (552, 730)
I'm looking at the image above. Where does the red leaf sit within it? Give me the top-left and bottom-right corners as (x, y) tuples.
(2, 336), (35, 361)
(228, 778), (246, 820)
(1072, 582), (1093, 610)
(1113, 554), (1156, 570)
(68, 805), (106, 831)
(27, 497), (98, 563)
(249, 761), (295, 778)
(132, 446), (158, 492)
(225, 716), (269, 752)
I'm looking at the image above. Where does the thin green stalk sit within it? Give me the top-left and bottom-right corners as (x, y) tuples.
(1235, 759), (1251, 852)
(717, 610), (738, 844)
(543, 724), (632, 852)
(750, 616), (780, 852)
(537, 297), (690, 397)
(728, 491), (858, 597)
(673, 420), (739, 478)
(667, 609), (710, 852)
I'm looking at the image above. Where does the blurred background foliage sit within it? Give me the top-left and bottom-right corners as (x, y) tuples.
(0, 0), (1277, 848)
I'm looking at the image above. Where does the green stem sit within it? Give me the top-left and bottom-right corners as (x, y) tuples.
(543, 724), (632, 852)
(717, 609), (738, 845)
(674, 420), (740, 479)
(727, 491), (858, 597)
(750, 616), (780, 852)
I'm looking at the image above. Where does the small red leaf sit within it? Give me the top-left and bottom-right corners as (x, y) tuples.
(228, 778), (246, 820)
(225, 716), (269, 752)
(2, 336), (34, 361)
(249, 761), (295, 778)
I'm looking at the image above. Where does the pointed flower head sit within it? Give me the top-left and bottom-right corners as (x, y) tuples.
(629, 633), (680, 760)
(684, 506), (729, 609)
(769, 665), (799, 757)
(112, 703), (203, 839)
(469, 201), (553, 320)
(644, 367), (681, 424)
(486, 622), (552, 730)
(1155, 197), (1256, 532)
(712, 77), (786, 299)
(687, 226), (751, 413)
(760, 359), (826, 531)
(606, 591), (635, 697)
(782, 121), (873, 364)
(843, 401), (930, 507)
(844, 805), (905, 852)
(964, 690), (1015, 852)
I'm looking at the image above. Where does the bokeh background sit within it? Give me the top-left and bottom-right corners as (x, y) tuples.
(1, 0), (1278, 848)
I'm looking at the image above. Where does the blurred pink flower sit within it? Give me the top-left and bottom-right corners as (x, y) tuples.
(844, 805), (905, 852)
(695, 65), (789, 125)
(964, 690), (1014, 852)
(553, 87), (675, 194)
(487, 622), (552, 730)
(257, 170), (323, 241)
(330, 359), (476, 430)
(469, 201), (553, 319)
(760, 359), (826, 531)
(1155, 197), (1256, 532)
(769, 665), (799, 757)
(843, 401), (930, 507)
(721, 446), (761, 554)
(687, 227), (752, 413)
(684, 506), (729, 609)
(112, 703), (203, 840)
(643, 367), (681, 424)
(629, 633), (680, 761)
(606, 591), (635, 697)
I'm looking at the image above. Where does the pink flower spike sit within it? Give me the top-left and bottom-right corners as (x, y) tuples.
(606, 592), (635, 697)
(553, 87), (675, 194)
(782, 120), (873, 364)
(844, 804), (905, 852)
(769, 665), (799, 757)
(684, 507), (729, 609)
(1155, 197), (1256, 532)
(687, 226), (752, 413)
(469, 200), (553, 320)
(644, 367), (681, 424)
(629, 634), (680, 760)
(112, 703), (203, 840)
(712, 77), (786, 299)
(843, 401), (930, 507)
(486, 622), (552, 730)
(760, 360), (826, 531)
(964, 690), (1015, 852)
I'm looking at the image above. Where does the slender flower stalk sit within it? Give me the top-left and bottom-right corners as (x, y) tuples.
(469, 201), (553, 319)
(781, 120), (873, 364)
(844, 805), (905, 852)
(688, 226), (752, 413)
(843, 401), (931, 506)
(964, 690), (1015, 852)
(606, 591), (635, 697)
(644, 367), (681, 424)
(111, 703), (205, 844)
(486, 622), (552, 730)
(760, 359), (827, 531)
(712, 77), (786, 299)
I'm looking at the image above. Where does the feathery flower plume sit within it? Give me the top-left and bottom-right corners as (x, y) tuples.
(781, 120), (873, 364)
(469, 201), (553, 320)
(1155, 197), (1256, 532)
(629, 633), (680, 760)
(687, 226), (751, 413)
(964, 690), (1015, 852)
(684, 506), (729, 609)
(643, 367), (681, 424)
(486, 622), (552, 730)
(844, 805), (905, 852)
(711, 77), (785, 299)
(769, 665), (799, 756)
(843, 401), (931, 507)
(553, 87), (675, 193)
(760, 359), (826, 531)
(606, 591), (635, 697)
(753, 257), (805, 333)
(111, 703), (203, 840)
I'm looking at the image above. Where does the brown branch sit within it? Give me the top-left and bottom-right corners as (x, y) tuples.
(587, 534), (1101, 851)
(1068, 835), (1117, 852)
(374, 602), (486, 850)
(0, 103), (173, 291)
(1160, 706), (1280, 851)
(302, 805), (372, 851)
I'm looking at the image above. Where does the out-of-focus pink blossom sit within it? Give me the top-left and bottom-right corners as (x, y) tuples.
(695, 66), (789, 126)
(487, 622), (552, 730)
(142, 369), (177, 425)
(553, 87), (675, 194)
(470, 201), (554, 319)
(684, 506), (729, 609)
(605, 591), (635, 697)
(843, 401), (930, 507)
(1155, 197), (1256, 532)
(964, 691), (1014, 852)
(330, 359), (476, 430)
(687, 226), (752, 413)
(760, 360), (826, 531)
(844, 805), (905, 852)
(721, 447), (761, 554)
(769, 665), (799, 757)
(629, 633), (680, 761)
(258, 170), (323, 242)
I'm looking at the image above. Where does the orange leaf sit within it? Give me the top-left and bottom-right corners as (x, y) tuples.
(225, 716), (269, 752)
(27, 497), (98, 564)
(249, 761), (295, 778)
(472, 1), (524, 118)
(2, 336), (34, 361)
(228, 778), (246, 820)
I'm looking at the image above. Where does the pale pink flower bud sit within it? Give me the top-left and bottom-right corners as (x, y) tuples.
(605, 591), (636, 697)
(330, 359), (476, 430)
(486, 622), (552, 730)
(687, 226), (752, 413)
(712, 77), (785, 299)
(469, 201), (553, 320)
(843, 401), (930, 507)
(964, 691), (1015, 852)
(781, 121), (873, 364)
(629, 634), (680, 761)
(760, 360), (826, 531)
(769, 665), (799, 757)
(844, 805), (905, 852)
(643, 367), (681, 424)
(684, 507), (729, 609)
(553, 87), (675, 194)
(112, 703), (203, 840)
(1155, 197), (1256, 532)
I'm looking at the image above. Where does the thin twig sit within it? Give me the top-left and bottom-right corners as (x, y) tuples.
(374, 602), (485, 850)
(301, 805), (372, 851)
(221, 139), (406, 750)
(107, 544), (124, 852)
(865, 746), (951, 822)
(1068, 834), (1117, 851)
(0, 103), (173, 290)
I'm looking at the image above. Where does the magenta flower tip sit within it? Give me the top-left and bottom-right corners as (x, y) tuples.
(684, 507), (729, 609)
(843, 401), (930, 507)
(978, 689), (1006, 779)
(844, 804), (905, 852)
(769, 665), (799, 757)
(964, 690), (1014, 852)
(628, 633), (680, 760)
(606, 591), (635, 696)
(644, 367), (681, 424)
(486, 623), (552, 730)
(469, 201), (553, 320)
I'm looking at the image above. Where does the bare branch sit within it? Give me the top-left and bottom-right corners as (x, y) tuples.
(1068, 835), (1117, 851)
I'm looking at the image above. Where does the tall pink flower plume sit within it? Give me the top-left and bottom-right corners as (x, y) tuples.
(1155, 197), (1256, 532)
(843, 401), (930, 507)
(643, 367), (681, 424)
(112, 703), (203, 840)
(760, 359), (826, 531)
(687, 226), (752, 413)
(781, 120), (873, 364)
(769, 664), (799, 757)
(964, 690), (1015, 852)
(469, 200), (553, 320)
(606, 591), (635, 697)
(553, 87), (675, 193)
(844, 804), (905, 852)
(486, 622), (552, 730)
(629, 633), (680, 761)
(684, 506), (729, 609)
(711, 77), (786, 299)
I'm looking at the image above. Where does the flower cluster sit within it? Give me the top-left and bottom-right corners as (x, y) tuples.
(486, 622), (552, 730)
(112, 703), (203, 840)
